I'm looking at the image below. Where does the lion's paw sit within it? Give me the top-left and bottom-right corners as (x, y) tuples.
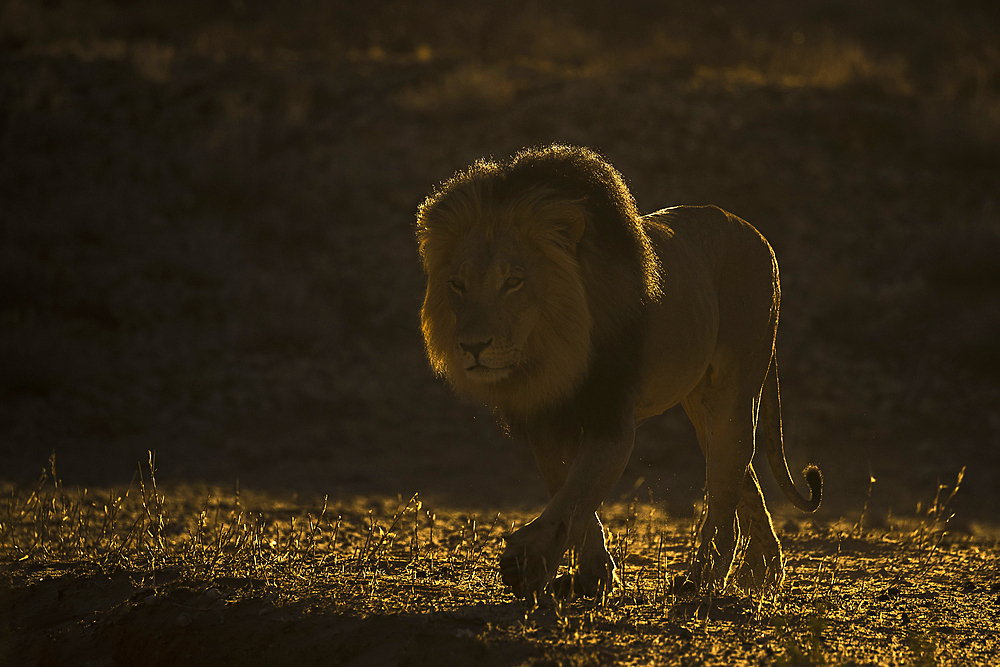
(576, 547), (617, 598)
(550, 570), (614, 599)
(500, 519), (568, 600)
(732, 542), (784, 594)
(686, 536), (783, 595)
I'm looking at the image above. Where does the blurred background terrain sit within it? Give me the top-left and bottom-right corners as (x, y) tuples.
(1, 0), (998, 523)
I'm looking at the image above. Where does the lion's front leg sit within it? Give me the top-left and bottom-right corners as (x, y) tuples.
(501, 413), (635, 599)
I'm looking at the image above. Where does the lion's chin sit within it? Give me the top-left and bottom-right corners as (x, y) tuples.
(464, 365), (512, 384)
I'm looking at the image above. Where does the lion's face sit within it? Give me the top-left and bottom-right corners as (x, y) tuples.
(420, 222), (594, 414)
(418, 181), (598, 415)
(443, 230), (542, 385)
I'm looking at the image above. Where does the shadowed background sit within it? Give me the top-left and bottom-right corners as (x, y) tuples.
(2, 0), (998, 522)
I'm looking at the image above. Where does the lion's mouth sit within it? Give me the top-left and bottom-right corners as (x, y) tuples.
(465, 364), (512, 383)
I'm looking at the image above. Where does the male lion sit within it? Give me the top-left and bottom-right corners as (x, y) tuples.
(415, 144), (821, 599)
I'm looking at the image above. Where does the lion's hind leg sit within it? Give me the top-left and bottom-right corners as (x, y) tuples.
(682, 368), (759, 594)
(733, 467), (784, 593)
(699, 414), (754, 593)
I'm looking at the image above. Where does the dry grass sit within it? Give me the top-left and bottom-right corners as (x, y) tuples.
(2, 456), (997, 666)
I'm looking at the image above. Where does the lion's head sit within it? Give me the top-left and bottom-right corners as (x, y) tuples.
(416, 145), (660, 418)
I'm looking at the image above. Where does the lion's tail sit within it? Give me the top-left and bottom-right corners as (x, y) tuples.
(760, 353), (823, 513)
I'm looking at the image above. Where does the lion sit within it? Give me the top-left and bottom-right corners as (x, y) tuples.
(415, 144), (822, 599)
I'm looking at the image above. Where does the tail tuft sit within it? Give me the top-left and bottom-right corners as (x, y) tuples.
(802, 464), (823, 513)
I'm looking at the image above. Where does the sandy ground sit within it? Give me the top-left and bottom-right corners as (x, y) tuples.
(3, 491), (998, 666)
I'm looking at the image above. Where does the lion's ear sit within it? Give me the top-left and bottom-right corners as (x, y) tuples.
(547, 201), (587, 249)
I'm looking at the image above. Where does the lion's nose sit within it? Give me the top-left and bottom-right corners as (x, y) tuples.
(460, 339), (492, 360)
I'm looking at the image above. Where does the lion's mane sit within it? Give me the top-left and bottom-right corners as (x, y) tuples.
(416, 145), (662, 434)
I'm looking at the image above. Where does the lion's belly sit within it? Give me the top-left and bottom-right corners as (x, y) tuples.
(633, 266), (719, 424)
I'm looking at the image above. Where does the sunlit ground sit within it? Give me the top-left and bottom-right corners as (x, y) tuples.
(2, 459), (996, 665)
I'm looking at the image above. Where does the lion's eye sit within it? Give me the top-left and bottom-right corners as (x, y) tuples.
(503, 276), (524, 292)
(448, 279), (465, 294)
